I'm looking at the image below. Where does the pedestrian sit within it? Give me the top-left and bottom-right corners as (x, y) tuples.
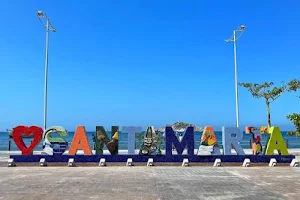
(179, 133), (183, 142)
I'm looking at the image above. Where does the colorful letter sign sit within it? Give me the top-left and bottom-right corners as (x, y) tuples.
(165, 126), (194, 156)
(197, 126), (221, 155)
(10, 124), (293, 164)
(43, 126), (68, 155)
(264, 127), (288, 155)
(68, 126), (92, 155)
(94, 126), (119, 155)
(12, 126), (43, 155)
(222, 127), (245, 155)
(245, 126), (262, 155)
(139, 126), (162, 155)
(122, 126), (142, 154)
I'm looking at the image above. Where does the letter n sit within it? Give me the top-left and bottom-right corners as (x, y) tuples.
(166, 126), (194, 156)
(95, 126), (119, 155)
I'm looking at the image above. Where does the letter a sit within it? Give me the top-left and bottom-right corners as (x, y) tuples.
(264, 127), (288, 155)
(69, 126), (92, 155)
(197, 126), (220, 155)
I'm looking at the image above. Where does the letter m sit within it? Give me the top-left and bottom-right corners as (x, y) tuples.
(166, 126), (194, 156)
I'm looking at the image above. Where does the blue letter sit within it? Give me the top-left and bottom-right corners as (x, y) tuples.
(166, 126), (194, 156)
(222, 127), (245, 155)
(122, 126), (142, 155)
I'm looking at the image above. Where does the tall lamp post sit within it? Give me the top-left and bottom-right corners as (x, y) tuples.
(37, 11), (56, 131)
(225, 25), (246, 128)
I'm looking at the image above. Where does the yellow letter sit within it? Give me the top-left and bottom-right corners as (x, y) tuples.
(264, 127), (288, 155)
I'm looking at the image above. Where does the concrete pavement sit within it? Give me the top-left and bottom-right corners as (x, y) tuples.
(0, 166), (299, 200)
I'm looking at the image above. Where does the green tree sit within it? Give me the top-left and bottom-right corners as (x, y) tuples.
(239, 82), (286, 128)
(286, 79), (300, 135)
(286, 113), (300, 136)
(287, 79), (300, 97)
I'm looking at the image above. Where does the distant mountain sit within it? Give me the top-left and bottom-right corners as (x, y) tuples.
(158, 121), (203, 132)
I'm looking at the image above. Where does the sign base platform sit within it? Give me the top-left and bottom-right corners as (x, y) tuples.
(9, 155), (295, 163)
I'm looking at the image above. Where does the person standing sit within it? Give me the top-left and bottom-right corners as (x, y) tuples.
(179, 133), (183, 142)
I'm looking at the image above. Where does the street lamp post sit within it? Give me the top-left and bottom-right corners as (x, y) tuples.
(225, 25), (246, 128)
(37, 11), (56, 131)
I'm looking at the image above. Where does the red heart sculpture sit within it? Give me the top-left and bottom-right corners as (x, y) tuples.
(12, 126), (43, 155)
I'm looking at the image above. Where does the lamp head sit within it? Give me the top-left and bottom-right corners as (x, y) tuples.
(37, 11), (44, 17)
(239, 25), (246, 31)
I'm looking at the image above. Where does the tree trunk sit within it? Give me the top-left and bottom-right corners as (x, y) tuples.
(266, 101), (271, 128)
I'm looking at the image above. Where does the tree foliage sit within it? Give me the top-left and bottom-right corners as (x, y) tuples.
(239, 82), (286, 127)
(286, 79), (300, 135)
(239, 82), (285, 103)
(287, 79), (300, 98)
(287, 113), (300, 136)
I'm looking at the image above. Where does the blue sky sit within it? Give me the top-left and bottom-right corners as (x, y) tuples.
(0, 1), (299, 131)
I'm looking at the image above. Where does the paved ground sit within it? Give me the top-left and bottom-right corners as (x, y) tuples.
(0, 166), (299, 200)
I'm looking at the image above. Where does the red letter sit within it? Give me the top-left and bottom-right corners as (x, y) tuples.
(12, 126), (43, 155)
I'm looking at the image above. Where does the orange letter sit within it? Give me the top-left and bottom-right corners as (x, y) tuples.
(68, 126), (92, 155)
(197, 126), (221, 155)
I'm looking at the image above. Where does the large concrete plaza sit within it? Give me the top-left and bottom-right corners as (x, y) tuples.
(0, 166), (299, 200)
